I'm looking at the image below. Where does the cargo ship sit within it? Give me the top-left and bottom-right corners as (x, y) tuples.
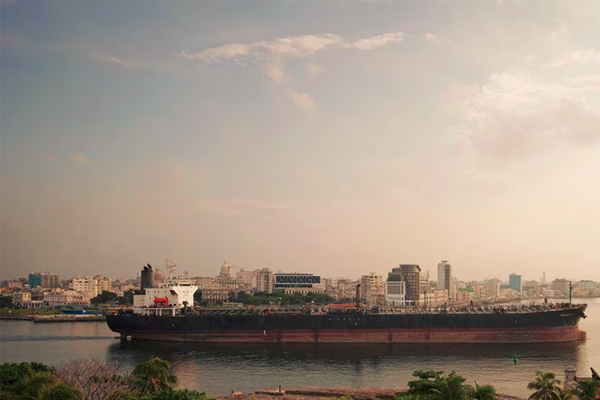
(106, 266), (588, 343)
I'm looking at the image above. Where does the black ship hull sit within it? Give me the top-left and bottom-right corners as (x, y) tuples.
(107, 304), (587, 343)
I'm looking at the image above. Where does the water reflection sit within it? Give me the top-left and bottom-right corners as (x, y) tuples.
(106, 340), (587, 397)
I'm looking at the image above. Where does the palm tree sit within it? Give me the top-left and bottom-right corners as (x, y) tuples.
(554, 387), (572, 400)
(13, 371), (81, 400)
(430, 371), (472, 400)
(469, 382), (498, 400)
(527, 371), (562, 400)
(573, 378), (600, 400)
(131, 356), (178, 395)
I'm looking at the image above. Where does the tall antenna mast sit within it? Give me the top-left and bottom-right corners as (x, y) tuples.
(166, 259), (177, 282)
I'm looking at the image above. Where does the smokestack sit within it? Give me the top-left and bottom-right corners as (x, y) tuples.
(141, 264), (156, 290)
(356, 284), (361, 307)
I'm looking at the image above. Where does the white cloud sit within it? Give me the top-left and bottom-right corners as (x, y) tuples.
(460, 66), (600, 160)
(182, 31), (405, 109)
(344, 32), (404, 50)
(545, 50), (600, 68)
(91, 54), (142, 70)
(287, 90), (314, 109)
(424, 33), (439, 43)
(262, 63), (285, 84)
(182, 34), (344, 63)
(306, 63), (324, 77)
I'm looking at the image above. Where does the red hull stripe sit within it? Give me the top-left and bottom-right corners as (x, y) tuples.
(120, 326), (586, 343)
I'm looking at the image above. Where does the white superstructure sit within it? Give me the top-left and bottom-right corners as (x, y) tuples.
(133, 277), (198, 316)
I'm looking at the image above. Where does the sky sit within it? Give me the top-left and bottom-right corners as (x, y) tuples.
(1, 1), (600, 283)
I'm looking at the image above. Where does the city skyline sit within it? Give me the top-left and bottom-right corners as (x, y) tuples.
(2, 1), (600, 281)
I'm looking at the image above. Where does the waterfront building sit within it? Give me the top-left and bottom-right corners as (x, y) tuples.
(67, 276), (99, 299)
(509, 273), (522, 292)
(437, 261), (451, 295)
(274, 273), (321, 294)
(11, 291), (31, 306)
(43, 289), (88, 306)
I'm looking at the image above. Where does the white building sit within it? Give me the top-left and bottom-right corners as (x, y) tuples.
(68, 276), (99, 299)
(385, 280), (406, 307)
(43, 289), (88, 306)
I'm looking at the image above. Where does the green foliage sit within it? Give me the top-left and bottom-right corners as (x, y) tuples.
(0, 364), (81, 400)
(573, 378), (600, 400)
(407, 370), (445, 394)
(0, 362), (56, 393)
(131, 356), (179, 395)
(41, 382), (83, 400)
(527, 371), (562, 400)
(0, 295), (14, 308)
(468, 383), (498, 400)
(91, 290), (119, 304)
(141, 389), (216, 400)
(402, 370), (496, 400)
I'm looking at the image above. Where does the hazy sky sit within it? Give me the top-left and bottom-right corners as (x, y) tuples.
(2, 1), (599, 282)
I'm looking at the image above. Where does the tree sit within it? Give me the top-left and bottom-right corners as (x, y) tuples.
(468, 383), (498, 400)
(131, 356), (178, 395)
(429, 371), (472, 400)
(527, 371), (562, 400)
(0, 295), (14, 308)
(573, 378), (600, 400)
(91, 291), (118, 304)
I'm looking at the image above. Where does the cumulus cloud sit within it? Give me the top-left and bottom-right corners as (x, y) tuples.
(69, 154), (90, 164)
(460, 69), (600, 160)
(544, 49), (600, 68)
(287, 90), (314, 109)
(90, 54), (143, 70)
(344, 32), (404, 50)
(182, 31), (405, 108)
(424, 33), (439, 43)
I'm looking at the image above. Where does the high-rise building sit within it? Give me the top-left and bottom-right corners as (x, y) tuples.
(509, 273), (522, 292)
(385, 265), (421, 307)
(256, 268), (274, 293)
(360, 272), (385, 306)
(27, 272), (62, 289)
(437, 261), (451, 291)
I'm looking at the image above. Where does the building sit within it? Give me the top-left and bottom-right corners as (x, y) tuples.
(484, 280), (501, 299)
(43, 289), (89, 307)
(274, 273), (320, 294)
(384, 265), (421, 307)
(67, 276), (99, 299)
(27, 272), (62, 289)
(437, 261), (451, 293)
(11, 291), (31, 306)
(509, 273), (522, 292)
(93, 275), (112, 293)
(553, 279), (571, 297)
(360, 272), (385, 306)
(256, 268), (274, 293)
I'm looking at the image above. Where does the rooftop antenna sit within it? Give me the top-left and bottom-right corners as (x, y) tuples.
(166, 259), (177, 282)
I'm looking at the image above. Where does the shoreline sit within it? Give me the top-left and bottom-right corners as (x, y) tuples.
(215, 388), (525, 400)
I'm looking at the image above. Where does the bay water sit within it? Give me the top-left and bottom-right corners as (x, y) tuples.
(1, 298), (599, 398)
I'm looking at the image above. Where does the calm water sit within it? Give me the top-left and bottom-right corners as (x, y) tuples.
(1, 298), (599, 398)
